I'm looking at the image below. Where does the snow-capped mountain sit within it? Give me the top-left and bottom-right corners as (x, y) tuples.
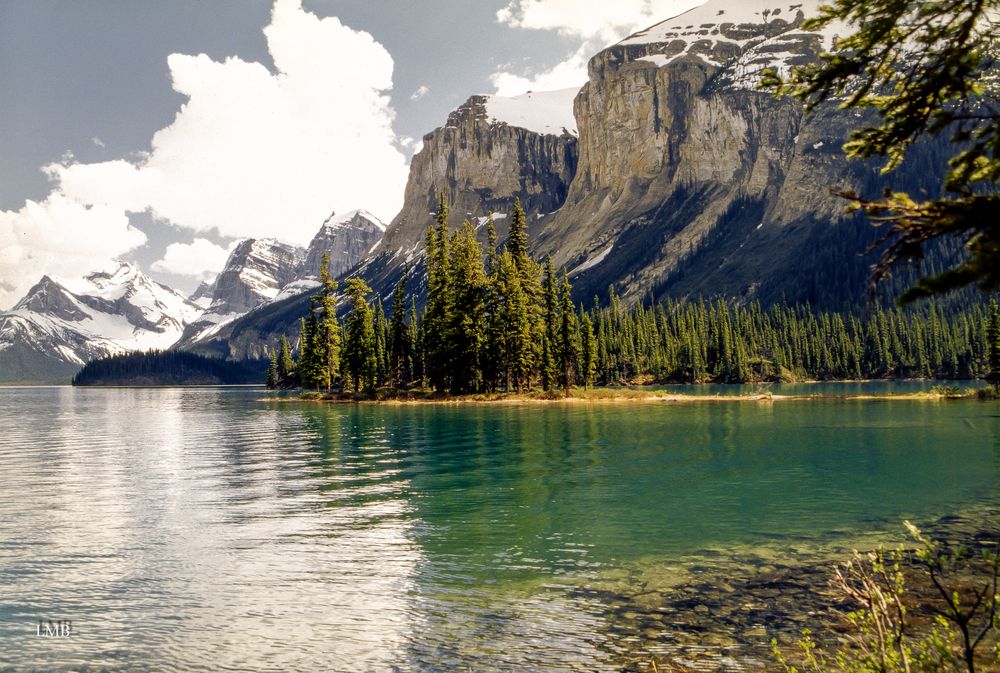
(0, 262), (204, 383)
(299, 209), (386, 278)
(173, 238), (305, 346)
(174, 213), (387, 352)
(481, 89), (579, 137)
(618, 0), (843, 88)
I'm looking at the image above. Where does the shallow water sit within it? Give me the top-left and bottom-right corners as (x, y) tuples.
(0, 385), (997, 672)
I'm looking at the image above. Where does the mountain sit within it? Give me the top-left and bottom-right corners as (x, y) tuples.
(0, 262), (203, 384)
(366, 0), (940, 310)
(93, 0), (950, 365)
(531, 0), (885, 307)
(300, 210), (386, 279)
(175, 211), (387, 357)
(172, 238), (305, 347)
(178, 89), (582, 360)
(378, 88), (579, 257)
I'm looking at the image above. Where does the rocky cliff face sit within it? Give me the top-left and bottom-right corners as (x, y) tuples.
(533, 0), (878, 306)
(174, 238), (305, 347)
(379, 89), (579, 255)
(300, 210), (385, 279)
(175, 0), (946, 363)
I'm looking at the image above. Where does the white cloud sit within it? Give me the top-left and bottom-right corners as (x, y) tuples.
(492, 0), (704, 95)
(491, 44), (593, 96)
(0, 194), (147, 307)
(410, 84), (430, 100)
(91, 137), (106, 149)
(151, 238), (233, 280)
(0, 0), (408, 309)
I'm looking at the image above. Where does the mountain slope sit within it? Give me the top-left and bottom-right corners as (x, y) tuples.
(300, 210), (385, 279)
(528, 0), (885, 307)
(173, 238), (305, 347)
(0, 263), (203, 383)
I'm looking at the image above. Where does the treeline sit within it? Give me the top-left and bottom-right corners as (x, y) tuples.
(269, 196), (1000, 392)
(73, 350), (266, 386)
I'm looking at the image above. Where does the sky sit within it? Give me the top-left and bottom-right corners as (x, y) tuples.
(0, 0), (702, 308)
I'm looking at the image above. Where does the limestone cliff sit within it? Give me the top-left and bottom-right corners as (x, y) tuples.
(534, 0), (883, 306)
(378, 89), (579, 255)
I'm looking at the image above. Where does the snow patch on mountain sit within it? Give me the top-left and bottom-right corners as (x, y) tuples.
(0, 262), (205, 381)
(619, 0), (849, 89)
(483, 89), (579, 136)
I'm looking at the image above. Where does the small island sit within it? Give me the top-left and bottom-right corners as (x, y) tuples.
(260, 200), (1000, 404)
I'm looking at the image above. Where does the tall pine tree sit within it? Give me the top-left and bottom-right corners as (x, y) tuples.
(343, 277), (377, 393)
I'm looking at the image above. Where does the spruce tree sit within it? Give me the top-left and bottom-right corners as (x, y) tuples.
(373, 297), (388, 387)
(557, 271), (578, 395)
(506, 197), (542, 386)
(580, 313), (597, 388)
(409, 298), (422, 387)
(389, 272), (410, 388)
(448, 221), (488, 394)
(423, 192), (453, 392)
(315, 252), (339, 392)
(266, 347), (279, 389)
(278, 335), (295, 387)
(298, 304), (325, 390)
(495, 250), (533, 392)
(343, 277), (377, 393)
(988, 300), (1000, 394)
(482, 214), (502, 392)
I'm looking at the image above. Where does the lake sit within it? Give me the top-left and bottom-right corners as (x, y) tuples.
(0, 385), (997, 672)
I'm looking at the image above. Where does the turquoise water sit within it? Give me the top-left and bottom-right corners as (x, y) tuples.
(0, 386), (997, 672)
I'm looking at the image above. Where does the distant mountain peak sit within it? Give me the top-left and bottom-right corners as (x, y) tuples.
(321, 209), (387, 233)
(0, 263), (204, 383)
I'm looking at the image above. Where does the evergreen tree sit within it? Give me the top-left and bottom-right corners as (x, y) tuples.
(423, 192), (453, 392)
(315, 252), (339, 392)
(540, 334), (556, 391)
(448, 221), (488, 394)
(298, 304), (325, 390)
(506, 198), (542, 385)
(988, 300), (1000, 394)
(343, 277), (377, 393)
(389, 271), (410, 388)
(557, 271), (578, 395)
(266, 348), (279, 389)
(482, 214), (502, 392)
(409, 298), (423, 387)
(373, 297), (388, 387)
(542, 257), (559, 392)
(277, 335), (295, 387)
(580, 312), (597, 388)
(495, 250), (533, 392)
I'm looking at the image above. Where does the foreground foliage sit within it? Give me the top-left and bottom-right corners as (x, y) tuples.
(773, 523), (999, 673)
(764, 0), (1000, 301)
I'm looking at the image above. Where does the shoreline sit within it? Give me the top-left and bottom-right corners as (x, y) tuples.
(262, 386), (995, 405)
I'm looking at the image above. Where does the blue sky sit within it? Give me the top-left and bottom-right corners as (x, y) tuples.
(0, 0), (698, 305)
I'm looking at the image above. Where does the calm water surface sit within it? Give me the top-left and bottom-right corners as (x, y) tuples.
(0, 386), (997, 672)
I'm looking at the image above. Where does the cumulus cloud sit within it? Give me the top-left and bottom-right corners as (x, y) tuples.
(410, 84), (430, 100)
(0, 194), (147, 307)
(151, 238), (233, 281)
(492, 44), (593, 96)
(492, 0), (704, 94)
(0, 0), (408, 308)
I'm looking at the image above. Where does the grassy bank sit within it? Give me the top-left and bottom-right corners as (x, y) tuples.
(263, 385), (998, 404)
